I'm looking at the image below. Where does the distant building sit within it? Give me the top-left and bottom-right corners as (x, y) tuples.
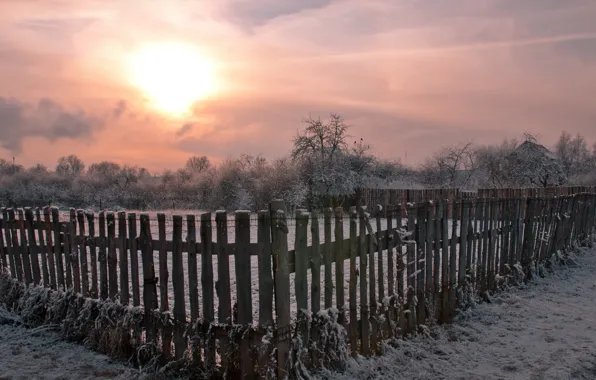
(507, 139), (566, 187)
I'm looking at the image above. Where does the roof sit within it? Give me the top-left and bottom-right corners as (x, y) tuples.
(514, 140), (558, 160)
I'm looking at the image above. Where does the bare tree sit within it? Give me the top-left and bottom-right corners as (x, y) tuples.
(421, 142), (477, 189)
(185, 155), (211, 173)
(56, 155), (85, 177)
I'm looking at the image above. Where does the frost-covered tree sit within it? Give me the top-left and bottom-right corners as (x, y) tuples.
(554, 131), (594, 184)
(55, 155), (85, 177)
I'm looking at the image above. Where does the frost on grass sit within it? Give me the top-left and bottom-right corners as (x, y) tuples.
(0, 305), (141, 380)
(287, 307), (350, 380)
(0, 273), (155, 368)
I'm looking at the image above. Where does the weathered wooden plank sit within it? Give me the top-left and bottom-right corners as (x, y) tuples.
(129, 213), (140, 306)
(187, 214), (199, 322)
(358, 207), (370, 356)
(235, 210), (254, 380)
(24, 208), (41, 285)
(3, 208), (17, 280)
(107, 212), (118, 300)
(440, 201), (449, 323)
(40, 208), (55, 289)
(387, 205), (395, 298)
(98, 211), (108, 300)
(200, 212), (216, 367)
(86, 211), (98, 298)
(375, 206), (384, 306)
(0, 218), (6, 274)
(77, 210), (89, 297)
(140, 214), (158, 342)
(215, 211), (231, 369)
(118, 212), (129, 305)
(68, 220), (81, 294)
(415, 203), (425, 326)
(323, 208), (333, 309)
(256, 211), (272, 374)
(51, 208), (64, 289)
(171, 215), (186, 359)
(17, 209), (33, 285)
(62, 222), (73, 290)
(480, 199), (490, 293)
(334, 207), (346, 326)
(406, 204), (417, 293)
(272, 208), (291, 379)
(157, 213), (169, 313)
(425, 202), (435, 317)
(448, 200), (459, 320)
(348, 207), (358, 355)
(294, 210), (309, 311)
(458, 200), (470, 288)
(311, 211), (321, 314)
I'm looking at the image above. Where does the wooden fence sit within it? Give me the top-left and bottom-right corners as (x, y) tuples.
(1, 192), (596, 379)
(359, 186), (596, 217)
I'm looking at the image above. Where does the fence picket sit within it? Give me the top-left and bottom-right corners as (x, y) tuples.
(107, 212), (118, 300)
(348, 207), (358, 356)
(311, 211), (321, 315)
(236, 211), (254, 379)
(215, 211), (232, 370)
(86, 211), (97, 298)
(272, 208), (291, 379)
(25, 208), (41, 285)
(18, 209), (32, 285)
(200, 212), (216, 367)
(98, 211), (108, 300)
(129, 213), (140, 307)
(118, 212), (129, 305)
(140, 214), (158, 342)
(77, 210), (89, 297)
(358, 207), (370, 356)
(187, 215), (199, 323)
(323, 208), (333, 309)
(334, 207), (345, 326)
(171, 215), (187, 359)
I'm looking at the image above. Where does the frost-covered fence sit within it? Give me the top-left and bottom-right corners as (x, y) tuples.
(1, 192), (596, 379)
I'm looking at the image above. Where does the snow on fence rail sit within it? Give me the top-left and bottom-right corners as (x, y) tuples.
(1, 191), (596, 379)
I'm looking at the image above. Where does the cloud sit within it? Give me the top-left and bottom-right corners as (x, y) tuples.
(175, 123), (194, 138)
(0, 97), (103, 153)
(2, 0), (596, 169)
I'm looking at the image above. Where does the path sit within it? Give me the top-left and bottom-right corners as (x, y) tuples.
(322, 247), (596, 380)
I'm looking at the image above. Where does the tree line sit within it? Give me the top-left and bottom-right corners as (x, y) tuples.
(1, 115), (595, 211)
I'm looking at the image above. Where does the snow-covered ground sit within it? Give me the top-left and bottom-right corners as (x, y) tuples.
(0, 308), (141, 380)
(321, 247), (596, 380)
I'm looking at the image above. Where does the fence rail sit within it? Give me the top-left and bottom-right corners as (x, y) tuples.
(1, 190), (596, 379)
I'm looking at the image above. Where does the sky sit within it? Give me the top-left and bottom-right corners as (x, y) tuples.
(1, 0), (596, 171)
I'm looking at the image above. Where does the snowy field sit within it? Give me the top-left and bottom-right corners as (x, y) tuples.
(320, 247), (596, 380)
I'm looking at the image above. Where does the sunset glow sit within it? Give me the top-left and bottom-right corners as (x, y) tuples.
(127, 42), (218, 116)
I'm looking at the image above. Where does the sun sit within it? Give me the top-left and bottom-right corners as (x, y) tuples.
(127, 42), (218, 116)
